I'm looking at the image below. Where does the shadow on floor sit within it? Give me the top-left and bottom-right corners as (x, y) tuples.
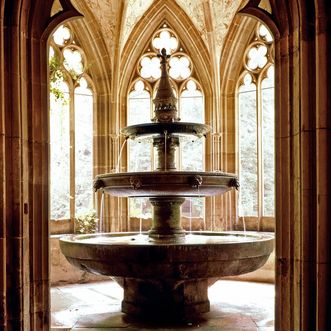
(51, 280), (274, 331)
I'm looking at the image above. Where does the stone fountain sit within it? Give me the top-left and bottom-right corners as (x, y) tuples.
(60, 48), (274, 320)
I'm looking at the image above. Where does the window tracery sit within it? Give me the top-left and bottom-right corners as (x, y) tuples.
(237, 23), (274, 217)
(127, 24), (205, 220)
(49, 25), (95, 226)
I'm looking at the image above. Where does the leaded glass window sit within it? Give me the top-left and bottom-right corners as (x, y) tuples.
(237, 23), (274, 217)
(49, 25), (94, 225)
(128, 24), (205, 220)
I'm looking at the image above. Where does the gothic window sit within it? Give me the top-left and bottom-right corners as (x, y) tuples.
(127, 24), (205, 220)
(237, 23), (275, 217)
(49, 25), (94, 226)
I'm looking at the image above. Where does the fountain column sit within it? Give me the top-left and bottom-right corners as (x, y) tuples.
(153, 135), (179, 171)
(149, 197), (185, 239)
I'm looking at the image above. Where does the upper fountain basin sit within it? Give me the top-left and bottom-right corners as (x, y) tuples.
(121, 122), (211, 139)
(94, 171), (239, 197)
(59, 231), (274, 279)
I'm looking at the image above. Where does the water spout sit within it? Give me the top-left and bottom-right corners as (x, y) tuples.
(99, 191), (105, 233)
(115, 137), (128, 172)
(139, 198), (143, 235)
(242, 216), (246, 236)
(189, 198), (192, 234)
(229, 191), (232, 230)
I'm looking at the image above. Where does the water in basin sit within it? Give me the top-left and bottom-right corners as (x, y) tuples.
(66, 231), (270, 246)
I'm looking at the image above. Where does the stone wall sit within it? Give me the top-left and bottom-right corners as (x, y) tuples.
(50, 236), (109, 285)
(1, 1), (331, 330)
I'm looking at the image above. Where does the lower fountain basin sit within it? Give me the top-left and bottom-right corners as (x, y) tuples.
(59, 231), (274, 279)
(94, 171), (239, 197)
(60, 231), (273, 319)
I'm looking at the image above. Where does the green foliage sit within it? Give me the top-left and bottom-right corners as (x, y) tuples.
(75, 210), (98, 234)
(63, 58), (79, 81)
(49, 55), (67, 102)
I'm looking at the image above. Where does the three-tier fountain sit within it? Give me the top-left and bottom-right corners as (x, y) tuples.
(60, 49), (273, 320)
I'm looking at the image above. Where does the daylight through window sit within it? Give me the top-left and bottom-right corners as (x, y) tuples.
(128, 24), (205, 220)
(49, 25), (94, 225)
(237, 23), (275, 217)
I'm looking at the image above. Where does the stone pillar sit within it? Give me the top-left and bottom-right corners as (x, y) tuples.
(149, 197), (185, 239)
(153, 135), (179, 171)
(0, 1), (82, 330)
(122, 277), (210, 320)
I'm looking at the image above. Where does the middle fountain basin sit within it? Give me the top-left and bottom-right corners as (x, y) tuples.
(94, 171), (239, 197)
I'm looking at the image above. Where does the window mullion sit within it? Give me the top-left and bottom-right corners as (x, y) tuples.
(256, 78), (264, 221)
(69, 86), (75, 226)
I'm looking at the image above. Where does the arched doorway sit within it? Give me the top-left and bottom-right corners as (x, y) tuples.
(1, 0), (330, 330)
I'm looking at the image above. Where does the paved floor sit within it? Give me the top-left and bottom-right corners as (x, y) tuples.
(51, 280), (274, 330)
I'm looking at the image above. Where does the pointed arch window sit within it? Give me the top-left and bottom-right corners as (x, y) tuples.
(128, 80), (153, 173)
(49, 25), (95, 230)
(127, 24), (205, 220)
(237, 23), (275, 218)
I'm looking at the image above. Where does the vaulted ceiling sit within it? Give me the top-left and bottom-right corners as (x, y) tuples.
(73, 0), (246, 58)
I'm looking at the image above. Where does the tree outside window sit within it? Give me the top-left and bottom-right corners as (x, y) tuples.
(237, 23), (275, 218)
(49, 25), (94, 229)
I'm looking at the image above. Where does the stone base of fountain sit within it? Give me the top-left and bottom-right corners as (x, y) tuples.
(60, 231), (274, 320)
(122, 277), (209, 319)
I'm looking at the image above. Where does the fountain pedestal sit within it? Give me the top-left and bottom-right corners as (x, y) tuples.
(122, 277), (209, 319)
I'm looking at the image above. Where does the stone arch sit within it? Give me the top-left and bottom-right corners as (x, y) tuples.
(60, 3), (114, 179)
(117, 0), (215, 230)
(220, 0), (331, 330)
(219, 15), (256, 173)
(216, 15), (257, 233)
(1, 0), (331, 330)
(1, 0), (82, 329)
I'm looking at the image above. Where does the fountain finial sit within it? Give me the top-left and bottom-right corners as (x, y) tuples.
(152, 48), (179, 123)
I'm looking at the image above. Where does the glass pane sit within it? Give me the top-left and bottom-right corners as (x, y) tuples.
(50, 81), (70, 220)
(128, 81), (152, 218)
(262, 66), (275, 216)
(139, 56), (161, 80)
(180, 80), (203, 123)
(128, 81), (152, 171)
(129, 197), (152, 219)
(169, 55), (191, 80)
(128, 139), (152, 172)
(180, 80), (204, 218)
(128, 81), (151, 125)
(53, 25), (71, 46)
(152, 29), (178, 54)
(182, 197), (205, 220)
(259, 24), (273, 43)
(247, 45), (268, 70)
(128, 139), (152, 220)
(238, 77), (258, 216)
(75, 82), (94, 215)
(181, 138), (203, 171)
(63, 48), (84, 76)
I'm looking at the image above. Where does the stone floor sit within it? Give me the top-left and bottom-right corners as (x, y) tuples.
(51, 280), (274, 330)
